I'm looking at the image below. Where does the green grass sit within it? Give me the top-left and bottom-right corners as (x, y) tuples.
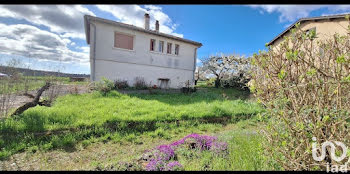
(7, 88), (260, 130)
(196, 80), (211, 88)
(0, 88), (262, 160)
(0, 87), (274, 171)
(179, 128), (271, 170)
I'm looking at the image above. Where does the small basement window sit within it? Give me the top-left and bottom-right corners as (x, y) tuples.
(150, 39), (156, 51)
(114, 32), (134, 50)
(175, 44), (179, 55)
(167, 42), (172, 54)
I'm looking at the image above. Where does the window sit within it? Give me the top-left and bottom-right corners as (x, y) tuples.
(305, 27), (316, 35)
(175, 44), (179, 55)
(114, 32), (134, 50)
(150, 39), (156, 51)
(167, 43), (172, 54)
(159, 41), (164, 53)
(305, 27), (316, 40)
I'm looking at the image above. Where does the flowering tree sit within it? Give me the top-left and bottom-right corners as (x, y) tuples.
(202, 54), (251, 88)
(194, 66), (207, 85)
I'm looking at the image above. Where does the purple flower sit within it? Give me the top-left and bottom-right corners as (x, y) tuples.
(166, 161), (183, 171)
(143, 133), (228, 171)
(210, 141), (228, 153)
(145, 158), (166, 171)
(156, 144), (175, 161)
(170, 133), (217, 150)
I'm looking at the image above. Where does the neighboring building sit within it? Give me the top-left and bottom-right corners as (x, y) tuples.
(84, 14), (202, 89)
(0, 72), (9, 78)
(267, 13), (350, 48)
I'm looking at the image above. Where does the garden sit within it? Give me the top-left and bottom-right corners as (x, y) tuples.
(1, 16), (350, 171)
(0, 81), (275, 170)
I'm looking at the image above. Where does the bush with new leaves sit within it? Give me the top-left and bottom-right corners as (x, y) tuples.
(250, 16), (350, 170)
(93, 77), (115, 95)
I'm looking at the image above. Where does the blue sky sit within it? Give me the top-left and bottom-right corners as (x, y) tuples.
(0, 5), (350, 74)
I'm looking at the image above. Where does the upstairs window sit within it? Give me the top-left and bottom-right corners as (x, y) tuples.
(175, 44), (179, 55)
(114, 32), (134, 50)
(159, 41), (164, 53)
(150, 39), (156, 51)
(305, 27), (316, 40)
(167, 42), (172, 54)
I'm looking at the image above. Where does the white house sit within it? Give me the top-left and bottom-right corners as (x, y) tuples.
(84, 13), (202, 89)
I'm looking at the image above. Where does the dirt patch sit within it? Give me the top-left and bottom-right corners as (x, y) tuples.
(1, 84), (89, 119)
(0, 138), (169, 171)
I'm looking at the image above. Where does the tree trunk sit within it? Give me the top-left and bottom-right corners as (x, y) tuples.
(11, 82), (51, 116)
(214, 77), (221, 88)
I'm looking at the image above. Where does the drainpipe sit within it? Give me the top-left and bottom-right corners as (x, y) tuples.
(192, 48), (197, 86)
(91, 22), (97, 81)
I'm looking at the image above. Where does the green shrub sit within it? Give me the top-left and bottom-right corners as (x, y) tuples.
(93, 77), (115, 95)
(206, 78), (216, 87)
(250, 18), (350, 170)
(220, 75), (250, 90)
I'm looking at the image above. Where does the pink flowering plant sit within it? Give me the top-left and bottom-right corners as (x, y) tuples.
(144, 133), (228, 171)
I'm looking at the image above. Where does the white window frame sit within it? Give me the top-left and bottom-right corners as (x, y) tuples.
(175, 44), (180, 55)
(167, 42), (172, 54)
(159, 40), (164, 53)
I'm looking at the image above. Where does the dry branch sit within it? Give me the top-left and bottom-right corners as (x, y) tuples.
(11, 82), (51, 116)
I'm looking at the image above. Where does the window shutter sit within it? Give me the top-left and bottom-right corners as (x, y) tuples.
(114, 32), (134, 50)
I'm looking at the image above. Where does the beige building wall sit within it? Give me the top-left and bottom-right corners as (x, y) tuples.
(267, 18), (349, 80)
(270, 18), (349, 49)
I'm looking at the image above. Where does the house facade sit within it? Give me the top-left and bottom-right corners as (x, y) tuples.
(84, 14), (202, 89)
(267, 14), (349, 48)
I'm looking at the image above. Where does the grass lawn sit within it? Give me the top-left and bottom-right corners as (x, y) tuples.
(0, 87), (275, 170)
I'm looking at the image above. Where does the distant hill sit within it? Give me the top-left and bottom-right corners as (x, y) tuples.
(0, 66), (90, 78)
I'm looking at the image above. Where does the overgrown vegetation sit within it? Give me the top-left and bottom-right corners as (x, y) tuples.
(0, 87), (262, 161)
(250, 16), (350, 170)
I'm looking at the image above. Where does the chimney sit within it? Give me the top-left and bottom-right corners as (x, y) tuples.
(144, 13), (150, 30)
(155, 20), (159, 32)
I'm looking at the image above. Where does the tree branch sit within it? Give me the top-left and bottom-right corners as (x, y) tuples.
(11, 82), (51, 116)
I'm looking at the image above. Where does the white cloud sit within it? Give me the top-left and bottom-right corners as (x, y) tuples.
(77, 46), (90, 53)
(0, 5), (185, 73)
(96, 5), (184, 38)
(248, 5), (350, 23)
(0, 5), (95, 40)
(0, 23), (89, 64)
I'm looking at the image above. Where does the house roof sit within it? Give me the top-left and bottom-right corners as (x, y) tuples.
(84, 15), (203, 47)
(267, 13), (350, 46)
